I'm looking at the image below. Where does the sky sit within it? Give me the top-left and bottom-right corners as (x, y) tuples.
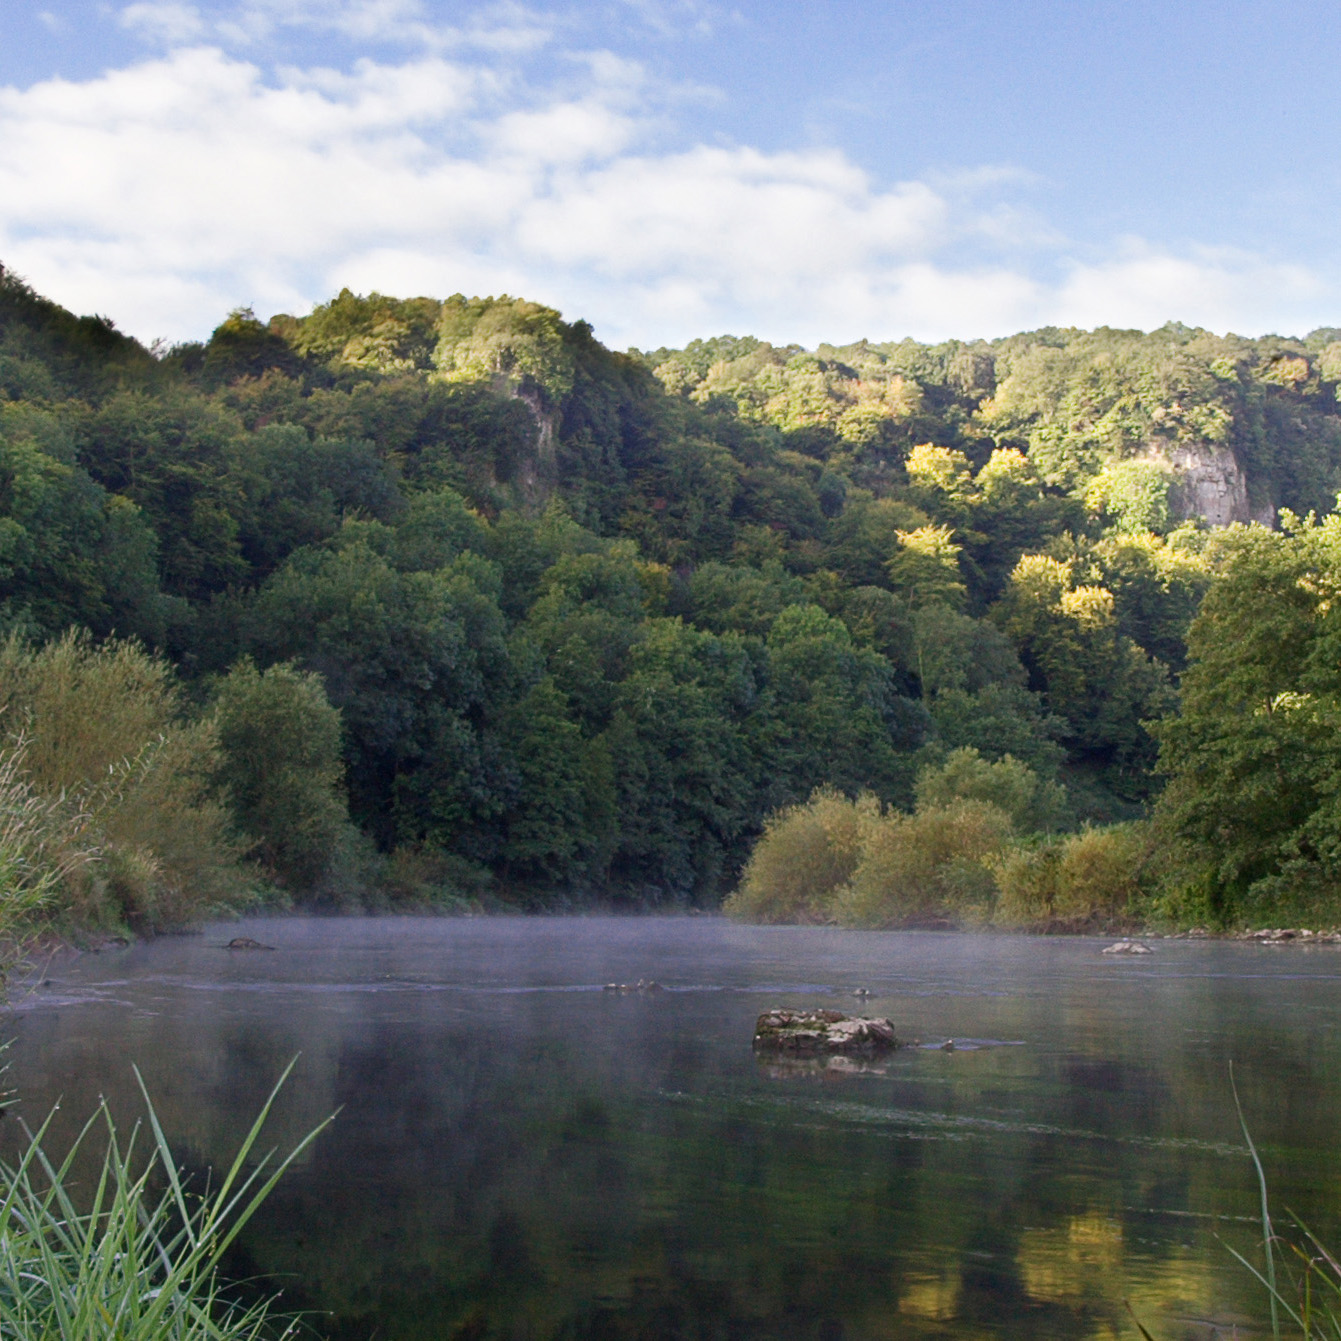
(2, 0), (1340, 350)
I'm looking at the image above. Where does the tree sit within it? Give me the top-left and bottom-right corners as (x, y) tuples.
(761, 604), (925, 808)
(211, 658), (355, 895)
(243, 531), (511, 851)
(1152, 516), (1341, 920)
(992, 553), (1172, 787)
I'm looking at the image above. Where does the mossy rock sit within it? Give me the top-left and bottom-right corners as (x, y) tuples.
(753, 1009), (899, 1054)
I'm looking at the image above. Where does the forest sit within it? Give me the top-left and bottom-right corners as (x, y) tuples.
(5, 262), (1341, 937)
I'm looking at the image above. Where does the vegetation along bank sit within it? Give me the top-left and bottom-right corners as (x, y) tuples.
(5, 262), (1341, 941)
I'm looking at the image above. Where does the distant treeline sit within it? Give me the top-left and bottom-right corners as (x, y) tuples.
(4, 264), (1341, 934)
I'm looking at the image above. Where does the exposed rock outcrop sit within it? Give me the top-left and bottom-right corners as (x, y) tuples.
(1149, 439), (1275, 528)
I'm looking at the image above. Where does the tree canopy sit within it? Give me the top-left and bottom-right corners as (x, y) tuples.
(8, 264), (1341, 918)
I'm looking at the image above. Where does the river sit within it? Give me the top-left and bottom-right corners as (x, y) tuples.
(6, 916), (1341, 1339)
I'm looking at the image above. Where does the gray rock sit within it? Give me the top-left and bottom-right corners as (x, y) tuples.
(753, 1009), (899, 1054)
(1101, 940), (1152, 955)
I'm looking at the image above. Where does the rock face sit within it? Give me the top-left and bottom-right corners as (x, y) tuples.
(1150, 440), (1275, 528)
(753, 1009), (899, 1054)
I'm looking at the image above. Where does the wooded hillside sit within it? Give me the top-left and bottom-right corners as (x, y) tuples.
(5, 264), (1341, 926)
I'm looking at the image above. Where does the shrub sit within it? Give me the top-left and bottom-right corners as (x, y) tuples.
(377, 846), (493, 911)
(833, 799), (1014, 927)
(995, 823), (1147, 928)
(722, 787), (876, 923)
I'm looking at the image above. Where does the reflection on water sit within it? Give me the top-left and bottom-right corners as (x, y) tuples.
(6, 917), (1341, 1340)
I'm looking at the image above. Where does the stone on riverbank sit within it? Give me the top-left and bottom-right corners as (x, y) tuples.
(753, 1009), (899, 1054)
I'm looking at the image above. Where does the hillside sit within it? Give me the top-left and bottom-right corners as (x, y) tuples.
(5, 263), (1341, 921)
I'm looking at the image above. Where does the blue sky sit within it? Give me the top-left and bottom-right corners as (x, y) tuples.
(2, 0), (1339, 348)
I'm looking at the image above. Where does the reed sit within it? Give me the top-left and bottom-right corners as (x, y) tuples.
(0, 1059), (331, 1340)
(0, 630), (251, 934)
(1128, 1078), (1341, 1341)
(1221, 1073), (1341, 1341)
(0, 735), (98, 956)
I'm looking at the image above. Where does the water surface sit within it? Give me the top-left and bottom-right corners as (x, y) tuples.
(7, 916), (1341, 1340)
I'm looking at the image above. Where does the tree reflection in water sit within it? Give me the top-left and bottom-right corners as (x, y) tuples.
(4, 917), (1334, 1340)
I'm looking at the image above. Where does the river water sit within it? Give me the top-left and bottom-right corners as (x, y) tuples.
(5, 916), (1341, 1340)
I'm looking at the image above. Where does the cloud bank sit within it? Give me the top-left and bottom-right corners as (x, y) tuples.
(0, 5), (1326, 347)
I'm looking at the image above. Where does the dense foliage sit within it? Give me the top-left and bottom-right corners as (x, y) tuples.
(7, 261), (1341, 925)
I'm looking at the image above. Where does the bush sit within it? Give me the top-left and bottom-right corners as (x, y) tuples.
(0, 630), (248, 931)
(722, 787), (875, 923)
(833, 799), (1014, 927)
(995, 823), (1147, 928)
(376, 845), (493, 911)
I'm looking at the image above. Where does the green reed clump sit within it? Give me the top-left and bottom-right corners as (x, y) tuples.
(1219, 1076), (1341, 1341)
(0, 1060), (330, 1341)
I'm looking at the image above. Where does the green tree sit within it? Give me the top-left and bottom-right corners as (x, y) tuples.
(761, 604), (925, 808)
(1152, 516), (1341, 921)
(243, 530), (511, 851)
(992, 553), (1172, 787)
(498, 676), (614, 885)
(211, 658), (356, 895)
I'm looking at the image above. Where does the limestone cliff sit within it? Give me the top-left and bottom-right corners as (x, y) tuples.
(1148, 439), (1275, 528)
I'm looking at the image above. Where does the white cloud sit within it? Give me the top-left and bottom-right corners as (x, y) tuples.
(119, 0), (556, 53)
(119, 1), (208, 43)
(0, 37), (1330, 349)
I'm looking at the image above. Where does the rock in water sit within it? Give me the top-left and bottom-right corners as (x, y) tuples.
(1101, 940), (1151, 955)
(753, 1009), (899, 1054)
(224, 936), (275, 951)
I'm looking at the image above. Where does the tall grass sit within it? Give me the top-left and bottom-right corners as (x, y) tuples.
(726, 780), (1151, 930)
(0, 1059), (331, 1340)
(834, 799), (1014, 927)
(0, 736), (98, 951)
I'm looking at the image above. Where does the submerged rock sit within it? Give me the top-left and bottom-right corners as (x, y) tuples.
(602, 980), (664, 993)
(753, 1009), (899, 1054)
(224, 936), (275, 951)
(1101, 940), (1152, 955)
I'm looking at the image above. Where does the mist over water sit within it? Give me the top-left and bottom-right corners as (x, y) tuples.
(6, 917), (1341, 1339)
